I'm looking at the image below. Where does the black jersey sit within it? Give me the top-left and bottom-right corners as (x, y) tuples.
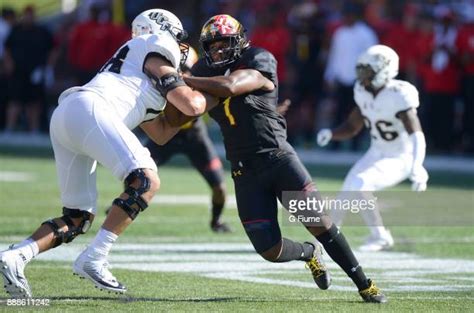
(191, 47), (287, 162)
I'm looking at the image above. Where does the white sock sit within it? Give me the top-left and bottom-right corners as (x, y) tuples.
(14, 238), (39, 263)
(87, 228), (118, 258)
(368, 226), (389, 239)
(360, 205), (387, 238)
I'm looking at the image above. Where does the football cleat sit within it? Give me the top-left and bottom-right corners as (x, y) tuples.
(0, 249), (32, 298)
(359, 279), (387, 303)
(305, 242), (331, 290)
(210, 221), (232, 233)
(73, 250), (126, 294)
(359, 231), (394, 252)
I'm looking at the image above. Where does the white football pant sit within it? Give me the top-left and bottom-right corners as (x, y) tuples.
(331, 147), (412, 238)
(49, 91), (157, 214)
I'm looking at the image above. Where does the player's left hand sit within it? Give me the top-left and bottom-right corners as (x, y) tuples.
(410, 166), (428, 192)
(316, 129), (332, 147)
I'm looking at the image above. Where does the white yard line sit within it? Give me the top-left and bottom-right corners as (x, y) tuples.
(152, 194), (237, 208)
(0, 171), (35, 182)
(1, 242), (472, 293)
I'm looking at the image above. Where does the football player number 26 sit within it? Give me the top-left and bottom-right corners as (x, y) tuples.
(223, 97), (236, 126)
(363, 118), (398, 141)
(100, 45), (130, 74)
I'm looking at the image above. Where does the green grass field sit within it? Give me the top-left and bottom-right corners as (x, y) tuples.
(0, 152), (473, 312)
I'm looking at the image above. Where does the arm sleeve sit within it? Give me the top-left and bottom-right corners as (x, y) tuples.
(410, 131), (426, 174)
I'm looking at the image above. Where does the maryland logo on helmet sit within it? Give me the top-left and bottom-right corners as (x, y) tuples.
(200, 14), (249, 68)
(202, 15), (242, 38)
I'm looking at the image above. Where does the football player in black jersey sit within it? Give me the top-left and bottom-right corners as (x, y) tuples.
(146, 47), (231, 233)
(172, 14), (386, 303)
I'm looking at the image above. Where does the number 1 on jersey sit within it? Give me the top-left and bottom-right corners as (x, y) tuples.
(223, 97), (236, 126)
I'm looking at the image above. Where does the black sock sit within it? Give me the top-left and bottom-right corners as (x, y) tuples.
(275, 238), (314, 262)
(211, 201), (224, 224)
(316, 224), (369, 290)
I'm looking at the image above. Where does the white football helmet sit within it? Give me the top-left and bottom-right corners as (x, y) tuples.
(356, 45), (399, 89)
(131, 9), (187, 42)
(132, 9), (189, 65)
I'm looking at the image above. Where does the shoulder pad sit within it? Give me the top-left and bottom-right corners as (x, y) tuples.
(389, 80), (419, 111)
(236, 47), (277, 83)
(142, 33), (181, 69)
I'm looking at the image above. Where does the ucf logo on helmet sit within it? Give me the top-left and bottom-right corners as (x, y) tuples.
(148, 12), (174, 30)
(148, 12), (169, 26)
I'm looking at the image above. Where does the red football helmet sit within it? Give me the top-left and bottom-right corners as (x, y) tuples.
(199, 14), (249, 68)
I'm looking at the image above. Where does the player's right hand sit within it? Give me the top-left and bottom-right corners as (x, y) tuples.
(410, 166), (428, 192)
(317, 129), (332, 147)
(411, 181), (427, 192)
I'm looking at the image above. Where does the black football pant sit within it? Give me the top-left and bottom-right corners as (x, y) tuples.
(230, 144), (317, 253)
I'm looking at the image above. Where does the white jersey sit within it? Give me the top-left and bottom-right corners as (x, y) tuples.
(58, 33), (181, 130)
(354, 79), (419, 155)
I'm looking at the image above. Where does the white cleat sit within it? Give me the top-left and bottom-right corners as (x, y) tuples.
(359, 232), (394, 252)
(0, 250), (32, 298)
(73, 250), (126, 294)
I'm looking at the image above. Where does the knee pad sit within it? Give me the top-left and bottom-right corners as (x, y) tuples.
(242, 219), (282, 254)
(42, 207), (93, 248)
(113, 169), (151, 220)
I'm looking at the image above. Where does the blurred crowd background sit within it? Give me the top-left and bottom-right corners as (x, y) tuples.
(0, 0), (473, 155)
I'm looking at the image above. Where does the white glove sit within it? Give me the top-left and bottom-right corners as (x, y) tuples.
(317, 129), (332, 147)
(410, 165), (428, 192)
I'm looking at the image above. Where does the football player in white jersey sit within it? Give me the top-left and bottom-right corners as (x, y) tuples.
(0, 9), (218, 298)
(316, 45), (428, 252)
